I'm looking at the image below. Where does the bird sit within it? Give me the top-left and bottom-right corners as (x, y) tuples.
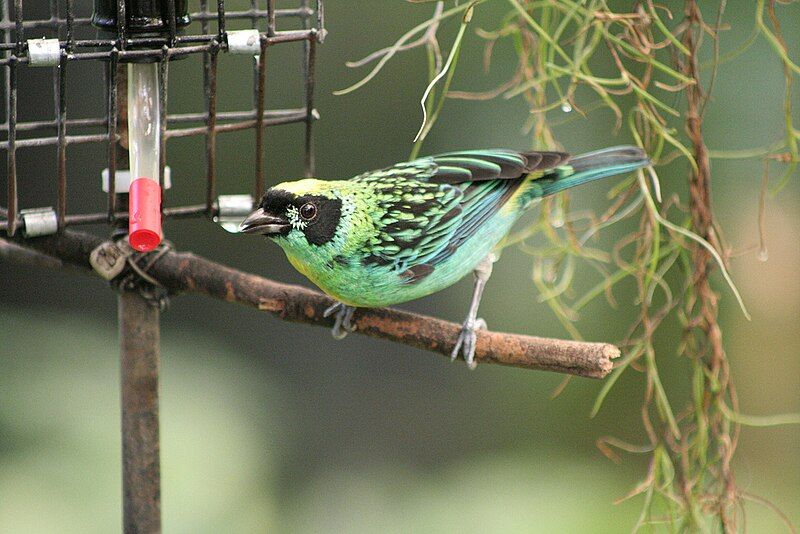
(239, 145), (650, 368)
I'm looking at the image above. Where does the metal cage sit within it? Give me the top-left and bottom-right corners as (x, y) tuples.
(0, 2), (324, 531)
(0, 0), (324, 237)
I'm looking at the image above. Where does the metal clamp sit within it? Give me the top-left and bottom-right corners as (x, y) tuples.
(90, 239), (171, 310)
(102, 167), (172, 193)
(214, 194), (254, 233)
(227, 29), (261, 55)
(20, 207), (58, 237)
(90, 240), (130, 281)
(27, 38), (61, 66)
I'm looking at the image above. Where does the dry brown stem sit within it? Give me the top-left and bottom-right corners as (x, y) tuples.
(0, 228), (620, 378)
(681, 1), (738, 530)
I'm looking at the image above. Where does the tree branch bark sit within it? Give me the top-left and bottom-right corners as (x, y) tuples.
(1, 228), (619, 378)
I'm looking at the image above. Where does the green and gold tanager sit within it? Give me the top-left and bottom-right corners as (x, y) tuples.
(240, 146), (649, 368)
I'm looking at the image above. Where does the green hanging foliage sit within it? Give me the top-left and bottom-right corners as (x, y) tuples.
(337, 1), (799, 531)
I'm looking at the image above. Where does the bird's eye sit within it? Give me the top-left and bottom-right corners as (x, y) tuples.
(299, 202), (317, 220)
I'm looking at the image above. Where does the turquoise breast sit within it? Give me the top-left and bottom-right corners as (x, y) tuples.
(297, 208), (519, 308)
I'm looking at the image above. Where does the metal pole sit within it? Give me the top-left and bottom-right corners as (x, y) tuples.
(119, 290), (162, 534)
(114, 60), (162, 534)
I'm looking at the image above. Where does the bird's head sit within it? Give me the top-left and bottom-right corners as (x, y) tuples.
(239, 179), (353, 249)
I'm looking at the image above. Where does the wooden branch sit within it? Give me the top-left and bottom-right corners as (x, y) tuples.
(0, 238), (65, 270)
(1, 229), (619, 378)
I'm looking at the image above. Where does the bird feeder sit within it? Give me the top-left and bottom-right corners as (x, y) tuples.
(0, 0), (324, 530)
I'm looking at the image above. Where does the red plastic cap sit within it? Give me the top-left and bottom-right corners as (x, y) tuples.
(129, 178), (162, 252)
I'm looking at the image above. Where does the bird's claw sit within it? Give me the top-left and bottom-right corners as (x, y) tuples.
(324, 302), (357, 340)
(450, 317), (487, 369)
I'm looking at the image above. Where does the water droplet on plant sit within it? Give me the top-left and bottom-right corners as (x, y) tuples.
(561, 102), (572, 113)
(551, 205), (564, 228)
(543, 259), (557, 283)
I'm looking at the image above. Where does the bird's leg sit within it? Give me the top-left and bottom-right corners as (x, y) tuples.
(323, 301), (357, 340)
(451, 253), (496, 369)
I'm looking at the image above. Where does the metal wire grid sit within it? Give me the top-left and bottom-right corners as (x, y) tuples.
(0, 0), (324, 236)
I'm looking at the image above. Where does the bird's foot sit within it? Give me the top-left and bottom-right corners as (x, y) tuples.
(323, 302), (357, 340)
(450, 317), (487, 369)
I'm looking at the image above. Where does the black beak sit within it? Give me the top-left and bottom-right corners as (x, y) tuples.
(238, 208), (290, 235)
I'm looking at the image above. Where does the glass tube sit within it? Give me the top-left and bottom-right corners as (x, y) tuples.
(127, 62), (162, 252)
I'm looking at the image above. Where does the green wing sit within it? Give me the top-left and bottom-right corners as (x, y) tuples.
(350, 149), (568, 281)
(353, 149), (567, 184)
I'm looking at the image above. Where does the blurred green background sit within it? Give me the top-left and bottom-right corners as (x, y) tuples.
(1, 1), (798, 532)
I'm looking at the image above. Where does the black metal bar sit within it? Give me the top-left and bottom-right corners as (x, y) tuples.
(0, 132), (110, 149)
(116, 0), (126, 49)
(204, 44), (218, 214)
(0, 110), (314, 149)
(65, 0), (75, 51)
(119, 290), (162, 534)
(195, 7), (310, 22)
(316, 0), (324, 33)
(0, 203), (212, 231)
(13, 0), (22, 53)
(199, 0), (209, 34)
(199, 0), (211, 53)
(0, 108), (314, 135)
(250, 0), (258, 33)
(0, 29), (318, 65)
(301, 0), (309, 29)
(250, 3), (261, 193)
(0, 16), (90, 31)
(265, 29), (311, 45)
(165, 110), (310, 138)
(1, 0), (7, 109)
(6, 57), (17, 236)
(0, 32), (213, 50)
(254, 37), (267, 201)
(300, 0), (313, 177)
(107, 51), (119, 219)
(1, 116), (107, 133)
(0, 8), (308, 32)
(49, 0), (58, 37)
(304, 36), (316, 177)
(56, 52), (67, 229)
(216, 0), (225, 42)
(247, 1), (262, 123)
(166, 0), (177, 46)
(158, 52), (168, 192)
(200, 0), (213, 214)
(2, 0), (11, 234)
(0, 34), (204, 51)
(168, 108), (306, 124)
(266, 0), (275, 37)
